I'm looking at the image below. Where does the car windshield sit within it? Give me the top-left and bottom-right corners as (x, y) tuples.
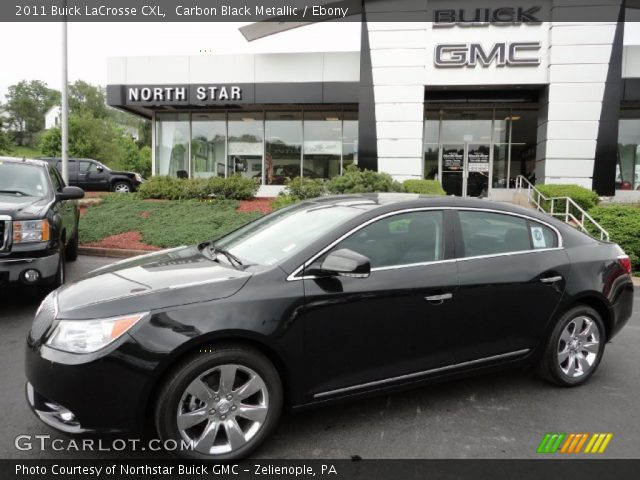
(213, 202), (375, 266)
(0, 162), (50, 197)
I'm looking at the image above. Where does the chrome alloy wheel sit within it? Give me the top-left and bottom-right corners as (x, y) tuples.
(176, 364), (269, 455)
(114, 183), (131, 193)
(557, 316), (600, 378)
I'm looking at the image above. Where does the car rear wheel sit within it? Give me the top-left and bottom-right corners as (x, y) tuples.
(538, 305), (605, 387)
(155, 344), (282, 460)
(112, 181), (132, 193)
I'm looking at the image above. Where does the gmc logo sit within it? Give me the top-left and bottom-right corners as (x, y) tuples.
(434, 42), (541, 67)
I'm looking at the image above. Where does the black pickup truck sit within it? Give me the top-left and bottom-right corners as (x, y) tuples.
(0, 157), (84, 291)
(40, 157), (144, 193)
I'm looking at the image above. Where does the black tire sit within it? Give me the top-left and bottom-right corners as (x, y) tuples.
(155, 344), (283, 460)
(112, 181), (132, 193)
(537, 305), (605, 387)
(66, 226), (79, 262)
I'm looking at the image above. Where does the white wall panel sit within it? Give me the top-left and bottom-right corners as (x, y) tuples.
(377, 121), (424, 139)
(546, 139), (597, 159)
(374, 85), (424, 103)
(378, 157), (422, 176)
(370, 49), (428, 67)
(550, 24), (616, 46)
(107, 57), (126, 84)
(543, 159), (595, 177)
(368, 30), (426, 49)
(255, 53), (324, 82)
(322, 53), (361, 82)
(126, 56), (190, 84)
(545, 121), (600, 140)
(372, 67), (425, 85)
(377, 139), (424, 158)
(550, 45), (612, 64)
(547, 102), (603, 121)
(375, 103), (424, 122)
(189, 55), (255, 83)
(548, 83), (605, 102)
(549, 64), (609, 83)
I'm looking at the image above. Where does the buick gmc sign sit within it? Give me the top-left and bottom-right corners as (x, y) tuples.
(435, 42), (541, 67)
(433, 6), (542, 26)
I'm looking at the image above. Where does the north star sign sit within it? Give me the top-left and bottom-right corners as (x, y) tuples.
(127, 85), (242, 103)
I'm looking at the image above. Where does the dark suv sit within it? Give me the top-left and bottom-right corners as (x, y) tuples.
(40, 157), (144, 193)
(0, 157), (84, 290)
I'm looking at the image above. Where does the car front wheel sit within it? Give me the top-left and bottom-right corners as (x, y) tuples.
(112, 181), (132, 193)
(538, 305), (605, 387)
(155, 344), (283, 460)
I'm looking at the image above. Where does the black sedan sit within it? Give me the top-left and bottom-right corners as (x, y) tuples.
(25, 195), (634, 459)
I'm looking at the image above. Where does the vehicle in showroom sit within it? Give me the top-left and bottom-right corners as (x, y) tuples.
(25, 194), (633, 459)
(40, 157), (144, 193)
(0, 157), (84, 290)
(253, 165), (322, 185)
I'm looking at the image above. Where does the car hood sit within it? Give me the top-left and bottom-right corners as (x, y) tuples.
(56, 245), (251, 319)
(0, 195), (51, 220)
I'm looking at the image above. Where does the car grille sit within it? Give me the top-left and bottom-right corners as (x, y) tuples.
(30, 292), (58, 342)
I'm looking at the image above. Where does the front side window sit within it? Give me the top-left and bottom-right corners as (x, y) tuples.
(459, 210), (557, 257)
(79, 161), (99, 173)
(326, 211), (444, 269)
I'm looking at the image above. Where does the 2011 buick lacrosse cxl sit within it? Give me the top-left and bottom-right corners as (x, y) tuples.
(25, 194), (634, 459)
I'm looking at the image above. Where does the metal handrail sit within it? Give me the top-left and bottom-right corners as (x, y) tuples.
(515, 175), (609, 241)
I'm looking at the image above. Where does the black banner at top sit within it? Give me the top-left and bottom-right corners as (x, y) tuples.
(0, 0), (631, 23)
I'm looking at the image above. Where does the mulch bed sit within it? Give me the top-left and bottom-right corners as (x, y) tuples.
(81, 231), (161, 252)
(237, 198), (273, 214)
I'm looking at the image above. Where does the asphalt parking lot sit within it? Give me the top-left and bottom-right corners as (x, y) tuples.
(1, 255), (639, 459)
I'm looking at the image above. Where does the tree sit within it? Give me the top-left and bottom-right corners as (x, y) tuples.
(0, 130), (13, 154)
(5, 80), (59, 146)
(69, 81), (108, 119)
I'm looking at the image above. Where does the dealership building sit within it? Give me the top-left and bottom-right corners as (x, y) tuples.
(107, 1), (640, 198)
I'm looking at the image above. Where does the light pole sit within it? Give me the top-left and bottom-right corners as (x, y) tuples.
(61, 3), (69, 184)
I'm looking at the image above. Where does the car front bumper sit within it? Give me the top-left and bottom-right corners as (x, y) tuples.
(24, 336), (152, 435)
(0, 251), (59, 286)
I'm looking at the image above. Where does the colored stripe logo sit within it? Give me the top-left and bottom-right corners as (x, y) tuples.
(537, 433), (613, 454)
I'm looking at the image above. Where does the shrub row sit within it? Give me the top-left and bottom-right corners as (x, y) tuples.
(536, 184), (600, 211)
(138, 175), (259, 200)
(589, 205), (640, 272)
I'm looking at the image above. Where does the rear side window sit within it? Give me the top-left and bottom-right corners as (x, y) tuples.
(332, 211), (444, 268)
(459, 211), (558, 257)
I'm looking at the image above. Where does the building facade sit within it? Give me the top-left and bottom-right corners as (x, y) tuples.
(107, 0), (640, 197)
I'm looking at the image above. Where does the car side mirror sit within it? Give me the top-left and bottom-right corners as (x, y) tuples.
(96, 165), (104, 172)
(319, 248), (371, 278)
(57, 186), (85, 200)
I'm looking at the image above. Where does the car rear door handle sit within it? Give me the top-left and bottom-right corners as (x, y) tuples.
(425, 293), (453, 303)
(540, 275), (563, 284)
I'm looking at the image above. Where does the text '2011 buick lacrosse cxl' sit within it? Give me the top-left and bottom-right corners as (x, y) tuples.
(25, 194), (634, 459)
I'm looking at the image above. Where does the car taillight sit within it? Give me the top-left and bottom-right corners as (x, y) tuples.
(618, 255), (632, 275)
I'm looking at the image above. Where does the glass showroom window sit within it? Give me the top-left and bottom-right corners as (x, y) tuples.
(508, 109), (538, 186)
(228, 112), (264, 181)
(304, 111), (342, 180)
(156, 113), (189, 176)
(618, 110), (640, 190)
(265, 112), (302, 185)
(343, 111), (358, 171)
(191, 112), (226, 178)
(491, 110), (509, 189)
(423, 110), (440, 180)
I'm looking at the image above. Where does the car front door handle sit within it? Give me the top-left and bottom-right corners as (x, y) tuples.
(540, 275), (563, 284)
(425, 293), (453, 303)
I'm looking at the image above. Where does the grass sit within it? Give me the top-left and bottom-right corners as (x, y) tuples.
(8, 145), (42, 159)
(79, 195), (263, 248)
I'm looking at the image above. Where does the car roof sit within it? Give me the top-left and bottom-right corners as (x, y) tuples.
(299, 193), (570, 230)
(0, 156), (48, 168)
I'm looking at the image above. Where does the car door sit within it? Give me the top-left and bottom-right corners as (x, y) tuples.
(452, 209), (571, 363)
(55, 159), (78, 186)
(78, 160), (109, 191)
(298, 209), (459, 399)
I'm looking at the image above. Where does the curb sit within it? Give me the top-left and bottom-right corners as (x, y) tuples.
(633, 277), (640, 287)
(78, 246), (155, 258)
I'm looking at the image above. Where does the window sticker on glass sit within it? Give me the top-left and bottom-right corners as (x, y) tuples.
(531, 226), (546, 248)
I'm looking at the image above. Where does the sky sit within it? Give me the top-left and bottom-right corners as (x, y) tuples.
(0, 21), (361, 99)
(1, 21), (639, 101)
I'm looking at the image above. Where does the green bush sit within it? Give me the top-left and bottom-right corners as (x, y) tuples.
(284, 177), (325, 199)
(326, 165), (404, 194)
(271, 195), (301, 210)
(589, 205), (640, 272)
(536, 184), (600, 211)
(403, 179), (446, 196)
(138, 175), (258, 200)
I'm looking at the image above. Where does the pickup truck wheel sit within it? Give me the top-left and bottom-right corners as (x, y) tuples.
(66, 228), (79, 262)
(112, 181), (132, 193)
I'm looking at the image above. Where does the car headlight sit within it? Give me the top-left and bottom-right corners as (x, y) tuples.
(46, 312), (147, 354)
(134, 173), (143, 182)
(13, 220), (49, 243)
